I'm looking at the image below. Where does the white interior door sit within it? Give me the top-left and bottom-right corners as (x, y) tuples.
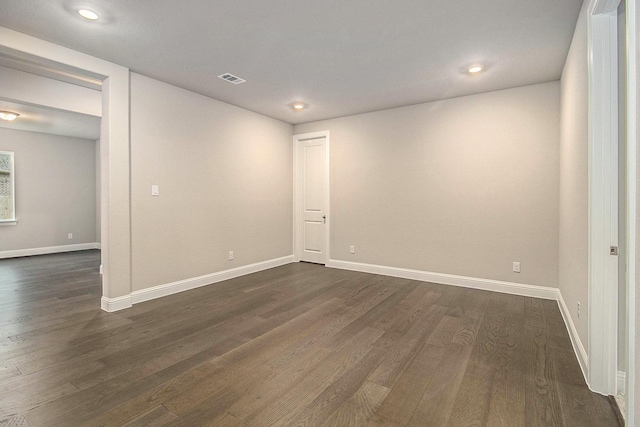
(296, 134), (328, 264)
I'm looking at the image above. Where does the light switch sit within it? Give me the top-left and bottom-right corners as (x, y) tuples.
(513, 262), (521, 273)
(151, 185), (159, 196)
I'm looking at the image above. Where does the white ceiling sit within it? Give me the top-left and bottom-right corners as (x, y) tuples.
(0, 99), (101, 140)
(0, 0), (583, 124)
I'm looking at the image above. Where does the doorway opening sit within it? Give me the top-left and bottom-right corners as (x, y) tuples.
(0, 27), (132, 311)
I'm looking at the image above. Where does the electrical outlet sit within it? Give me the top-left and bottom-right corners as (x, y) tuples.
(349, 245), (355, 254)
(68, 233), (73, 240)
(512, 261), (520, 273)
(228, 251), (234, 261)
(577, 301), (581, 319)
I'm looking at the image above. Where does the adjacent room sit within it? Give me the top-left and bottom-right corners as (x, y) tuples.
(0, 65), (102, 258)
(0, 0), (637, 426)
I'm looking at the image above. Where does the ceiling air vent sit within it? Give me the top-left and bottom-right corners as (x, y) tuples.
(217, 73), (246, 85)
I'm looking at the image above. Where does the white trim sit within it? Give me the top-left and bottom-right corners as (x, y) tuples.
(131, 255), (294, 304)
(95, 243), (102, 250)
(624, 0), (637, 422)
(293, 130), (330, 264)
(0, 221), (17, 226)
(593, 0), (621, 14)
(326, 259), (559, 300)
(0, 243), (100, 259)
(617, 370), (627, 394)
(101, 295), (132, 312)
(558, 291), (590, 381)
(587, 0), (620, 395)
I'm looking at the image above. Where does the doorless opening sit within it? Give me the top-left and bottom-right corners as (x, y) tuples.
(0, 28), (132, 311)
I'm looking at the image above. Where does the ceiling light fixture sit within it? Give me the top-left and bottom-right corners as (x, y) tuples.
(467, 65), (484, 74)
(0, 111), (19, 121)
(78, 9), (99, 20)
(293, 103), (306, 111)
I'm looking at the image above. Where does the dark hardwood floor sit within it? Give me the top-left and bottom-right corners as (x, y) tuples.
(0, 250), (619, 426)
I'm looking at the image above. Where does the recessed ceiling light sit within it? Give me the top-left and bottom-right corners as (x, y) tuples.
(293, 103), (306, 110)
(78, 9), (99, 20)
(0, 111), (19, 121)
(468, 65), (484, 74)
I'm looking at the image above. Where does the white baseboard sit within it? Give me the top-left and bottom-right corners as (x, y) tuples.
(0, 242), (100, 259)
(326, 259), (560, 300)
(101, 295), (132, 312)
(618, 370), (626, 395)
(130, 255), (295, 305)
(557, 292), (589, 382)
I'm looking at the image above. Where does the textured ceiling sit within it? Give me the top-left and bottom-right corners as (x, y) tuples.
(0, 0), (583, 124)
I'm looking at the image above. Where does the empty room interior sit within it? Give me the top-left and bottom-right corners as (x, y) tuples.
(0, 0), (638, 426)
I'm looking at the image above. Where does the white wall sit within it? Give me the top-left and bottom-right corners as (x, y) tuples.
(632, 0), (640, 420)
(0, 65), (101, 116)
(294, 82), (560, 288)
(0, 128), (97, 253)
(559, 0), (589, 352)
(130, 73), (293, 292)
(95, 139), (101, 244)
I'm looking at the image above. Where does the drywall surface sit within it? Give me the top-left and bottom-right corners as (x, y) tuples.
(95, 139), (101, 244)
(0, 127), (97, 251)
(559, 0), (589, 353)
(0, 65), (101, 116)
(295, 81), (560, 288)
(130, 73), (293, 292)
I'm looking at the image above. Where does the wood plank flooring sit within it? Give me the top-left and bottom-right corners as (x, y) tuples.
(0, 250), (619, 426)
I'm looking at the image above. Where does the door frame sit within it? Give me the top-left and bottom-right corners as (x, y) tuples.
(587, 1), (637, 423)
(293, 130), (330, 264)
(0, 27), (132, 311)
(623, 0), (637, 422)
(587, 0), (620, 396)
